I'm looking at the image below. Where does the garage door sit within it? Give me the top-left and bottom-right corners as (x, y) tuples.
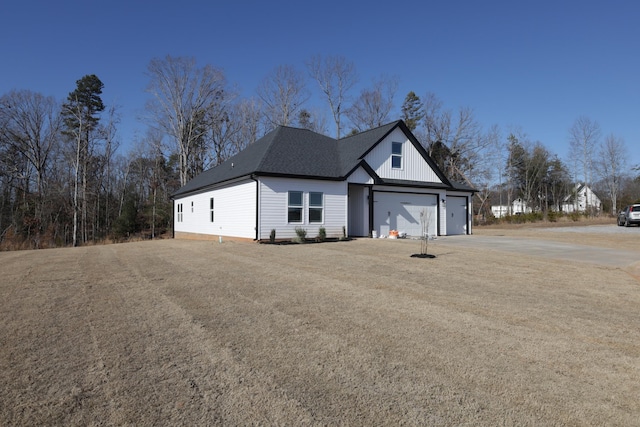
(446, 196), (468, 235)
(373, 192), (437, 237)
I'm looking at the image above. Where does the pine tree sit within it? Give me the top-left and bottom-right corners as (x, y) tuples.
(62, 74), (105, 246)
(401, 91), (423, 132)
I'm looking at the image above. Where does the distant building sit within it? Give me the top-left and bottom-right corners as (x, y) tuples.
(561, 184), (602, 213)
(491, 198), (531, 218)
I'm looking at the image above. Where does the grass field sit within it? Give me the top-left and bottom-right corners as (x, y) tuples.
(1, 226), (639, 425)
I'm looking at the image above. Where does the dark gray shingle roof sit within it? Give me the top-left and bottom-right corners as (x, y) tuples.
(173, 120), (474, 197)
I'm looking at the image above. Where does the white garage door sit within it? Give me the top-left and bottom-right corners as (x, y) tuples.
(373, 192), (437, 237)
(446, 196), (468, 235)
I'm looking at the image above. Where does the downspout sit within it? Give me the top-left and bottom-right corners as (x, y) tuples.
(437, 196), (441, 236)
(172, 199), (175, 239)
(251, 175), (259, 241)
(467, 195), (472, 235)
(368, 185), (374, 237)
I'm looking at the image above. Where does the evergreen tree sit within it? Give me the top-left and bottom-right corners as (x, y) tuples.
(61, 74), (105, 246)
(62, 75), (105, 133)
(401, 91), (423, 131)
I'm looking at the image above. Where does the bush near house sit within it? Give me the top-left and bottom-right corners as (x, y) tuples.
(293, 227), (307, 243)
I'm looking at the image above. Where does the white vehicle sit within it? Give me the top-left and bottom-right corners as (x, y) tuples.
(617, 204), (640, 227)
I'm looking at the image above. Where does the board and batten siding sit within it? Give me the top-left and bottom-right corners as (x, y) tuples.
(364, 128), (443, 183)
(174, 179), (257, 239)
(346, 166), (374, 184)
(258, 176), (347, 240)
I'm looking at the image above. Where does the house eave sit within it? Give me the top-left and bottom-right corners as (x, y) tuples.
(172, 174), (254, 199)
(172, 172), (346, 199)
(255, 171), (344, 182)
(374, 178), (477, 192)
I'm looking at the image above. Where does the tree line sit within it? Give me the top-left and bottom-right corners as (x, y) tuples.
(1, 55), (639, 249)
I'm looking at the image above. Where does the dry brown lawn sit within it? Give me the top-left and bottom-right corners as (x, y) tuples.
(2, 225), (640, 425)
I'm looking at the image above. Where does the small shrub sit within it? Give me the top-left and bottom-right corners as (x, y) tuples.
(525, 212), (543, 223)
(293, 226), (307, 243)
(269, 229), (276, 243)
(317, 227), (326, 242)
(569, 212), (581, 222)
(476, 214), (499, 226)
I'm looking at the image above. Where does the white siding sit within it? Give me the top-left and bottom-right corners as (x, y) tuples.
(174, 180), (257, 239)
(364, 128), (442, 183)
(346, 166), (374, 184)
(258, 177), (347, 240)
(348, 185), (369, 237)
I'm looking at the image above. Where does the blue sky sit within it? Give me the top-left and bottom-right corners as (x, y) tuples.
(2, 0), (639, 169)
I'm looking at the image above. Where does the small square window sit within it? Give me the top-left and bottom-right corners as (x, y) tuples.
(392, 155), (402, 169)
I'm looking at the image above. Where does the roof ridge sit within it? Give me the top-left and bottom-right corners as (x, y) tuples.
(255, 126), (285, 171)
(338, 120), (401, 142)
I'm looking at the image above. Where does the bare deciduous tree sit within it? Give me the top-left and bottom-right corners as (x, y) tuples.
(568, 116), (601, 209)
(233, 98), (264, 152)
(0, 90), (61, 201)
(307, 55), (358, 139)
(597, 133), (627, 214)
(473, 124), (501, 220)
(346, 75), (398, 133)
(257, 65), (309, 130)
(419, 92), (488, 185)
(297, 108), (328, 135)
(145, 55), (229, 186)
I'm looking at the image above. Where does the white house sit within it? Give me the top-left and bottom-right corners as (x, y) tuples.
(172, 121), (476, 241)
(491, 198), (531, 218)
(561, 184), (602, 213)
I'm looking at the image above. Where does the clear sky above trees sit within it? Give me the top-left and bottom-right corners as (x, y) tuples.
(2, 0), (639, 167)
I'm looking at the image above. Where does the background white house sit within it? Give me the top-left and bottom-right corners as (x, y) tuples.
(172, 121), (476, 241)
(561, 184), (602, 213)
(490, 198), (531, 218)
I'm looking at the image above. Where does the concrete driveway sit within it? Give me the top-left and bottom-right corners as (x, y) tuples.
(438, 227), (640, 270)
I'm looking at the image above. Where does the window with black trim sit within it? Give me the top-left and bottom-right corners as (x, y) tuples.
(309, 192), (324, 223)
(177, 203), (183, 222)
(391, 141), (402, 169)
(210, 197), (214, 222)
(288, 191), (303, 223)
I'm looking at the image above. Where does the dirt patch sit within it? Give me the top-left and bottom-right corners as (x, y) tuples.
(2, 230), (640, 425)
